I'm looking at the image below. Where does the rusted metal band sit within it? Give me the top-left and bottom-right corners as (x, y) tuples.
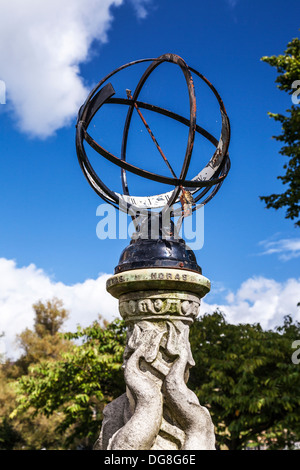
(75, 54), (231, 213)
(120, 53), (197, 209)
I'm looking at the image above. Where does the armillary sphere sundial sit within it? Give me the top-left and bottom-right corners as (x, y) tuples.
(76, 53), (231, 451)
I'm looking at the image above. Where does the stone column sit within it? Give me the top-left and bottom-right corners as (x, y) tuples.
(94, 268), (215, 451)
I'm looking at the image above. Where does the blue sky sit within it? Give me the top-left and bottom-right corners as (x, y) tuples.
(0, 0), (299, 357)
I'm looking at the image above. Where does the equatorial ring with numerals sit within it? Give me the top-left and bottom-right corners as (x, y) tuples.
(76, 53), (231, 217)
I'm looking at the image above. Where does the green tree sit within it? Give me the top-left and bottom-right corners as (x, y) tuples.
(260, 35), (300, 226)
(0, 298), (72, 449)
(0, 366), (24, 450)
(10, 308), (300, 450)
(12, 318), (126, 449)
(13, 297), (70, 375)
(189, 311), (300, 450)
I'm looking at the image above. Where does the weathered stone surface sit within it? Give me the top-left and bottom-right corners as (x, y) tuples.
(106, 268), (211, 299)
(94, 268), (215, 451)
(119, 291), (201, 323)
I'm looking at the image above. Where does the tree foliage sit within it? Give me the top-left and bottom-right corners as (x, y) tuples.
(2, 299), (300, 450)
(260, 35), (300, 226)
(0, 298), (73, 449)
(13, 297), (71, 375)
(189, 311), (300, 450)
(11, 318), (126, 449)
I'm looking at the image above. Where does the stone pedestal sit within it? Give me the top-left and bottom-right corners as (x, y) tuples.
(94, 268), (215, 450)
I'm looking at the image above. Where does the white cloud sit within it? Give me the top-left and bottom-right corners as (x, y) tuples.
(259, 238), (300, 261)
(202, 276), (300, 329)
(0, 0), (150, 138)
(0, 258), (299, 360)
(0, 258), (118, 359)
(128, 0), (151, 18)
